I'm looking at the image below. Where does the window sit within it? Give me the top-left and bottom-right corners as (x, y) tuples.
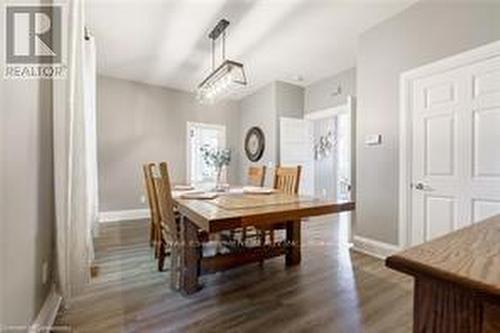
(187, 122), (226, 184)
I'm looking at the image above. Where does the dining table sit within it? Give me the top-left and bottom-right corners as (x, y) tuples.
(172, 187), (355, 295)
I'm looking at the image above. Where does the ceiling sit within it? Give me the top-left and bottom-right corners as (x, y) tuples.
(86, 0), (417, 99)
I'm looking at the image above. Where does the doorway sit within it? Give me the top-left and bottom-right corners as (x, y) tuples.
(280, 96), (356, 243)
(186, 122), (226, 185)
(305, 96), (355, 202)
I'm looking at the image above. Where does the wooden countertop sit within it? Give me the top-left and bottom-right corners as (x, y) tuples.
(386, 215), (500, 300)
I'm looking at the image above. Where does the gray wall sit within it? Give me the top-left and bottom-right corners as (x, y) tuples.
(97, 76), (240, 212)
(275, 81), (305, 119)
(357, 0), (500, 245)
(238, 81), (304, 185)
(0, 59), (55, 326)
(98, 78), (305, 211)
(305, 68), (356, 114)
(238, 83), (276, 185)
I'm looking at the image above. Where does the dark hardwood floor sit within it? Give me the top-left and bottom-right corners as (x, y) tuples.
(55, 214), (413, 332)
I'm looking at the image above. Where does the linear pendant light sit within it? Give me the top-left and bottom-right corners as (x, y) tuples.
(196, 19), (247, 103)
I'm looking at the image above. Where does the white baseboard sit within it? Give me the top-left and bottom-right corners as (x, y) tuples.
(30, 286), (62, 333)
(98, 209), (150, 223)
(352, 235), (401, 260)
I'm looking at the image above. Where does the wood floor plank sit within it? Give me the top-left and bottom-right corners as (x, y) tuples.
(55, 215), (413, 332)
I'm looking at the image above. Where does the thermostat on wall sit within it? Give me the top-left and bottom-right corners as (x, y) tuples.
(365, 134), (382, 146)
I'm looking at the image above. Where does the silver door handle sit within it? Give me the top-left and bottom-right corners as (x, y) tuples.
(413, 182), (431, 191)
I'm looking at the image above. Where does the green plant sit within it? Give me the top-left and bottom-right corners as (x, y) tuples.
(200, 145), (231, 182)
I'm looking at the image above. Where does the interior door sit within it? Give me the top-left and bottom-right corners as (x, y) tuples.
(280, 117), (314, 196)
(468, 57), (500, 223)
(411, 55), (500, 245)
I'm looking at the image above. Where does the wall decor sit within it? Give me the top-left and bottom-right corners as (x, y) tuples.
(314, 130), (336, 160)
(245, 126), (265, 162)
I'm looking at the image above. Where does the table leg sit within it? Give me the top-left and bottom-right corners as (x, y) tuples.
(285, 219), (301, 266)
(179, 216), (202, 295)
(413, 276), (483, 333)
(169, 245), (177, 290)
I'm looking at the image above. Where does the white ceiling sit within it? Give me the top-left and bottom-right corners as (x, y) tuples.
(86, 0), (417, 99)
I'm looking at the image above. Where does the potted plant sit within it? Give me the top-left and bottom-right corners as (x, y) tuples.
(200, 145), (231, 191)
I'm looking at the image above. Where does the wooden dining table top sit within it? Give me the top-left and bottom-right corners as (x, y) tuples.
(173, 188), (355, 233)
(386, 214), (500, 299)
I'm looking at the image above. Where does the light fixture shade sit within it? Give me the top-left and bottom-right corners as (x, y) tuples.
(196, 60), (247, 103)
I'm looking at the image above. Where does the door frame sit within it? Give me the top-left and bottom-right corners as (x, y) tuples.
(305, 95), (356, 202)
(305, 95), (356, 244)
(399, 40), (500, 248)
(186, 121), (226, 184)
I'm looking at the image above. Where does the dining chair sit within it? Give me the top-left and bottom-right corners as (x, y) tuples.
(154, 162), (180, 279)
(155, 162), (223, 285)
(274, 166), (302, 195)
(248, 165), (266, 187)
(143, 163), (161, 256)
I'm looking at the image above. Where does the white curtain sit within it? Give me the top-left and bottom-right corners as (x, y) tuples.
(54, 0), (98, 303)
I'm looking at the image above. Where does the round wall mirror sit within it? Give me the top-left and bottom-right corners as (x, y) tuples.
(244, 126), (265, 162)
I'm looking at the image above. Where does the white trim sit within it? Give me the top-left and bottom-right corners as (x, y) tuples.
(98, 209), (150, 223)
(30, 286), (62, 333)
(399, 39), (500, 248)
(399, 74), (412, 248)
(352, 236), (401, 260)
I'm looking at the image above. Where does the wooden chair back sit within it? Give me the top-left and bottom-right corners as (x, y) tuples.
(248, 165), (266, 187)
(273, 166), (302, 195)
(155, 162), (178, 242)
(143, 163), (160, 246)
(153, 162), (181, 282)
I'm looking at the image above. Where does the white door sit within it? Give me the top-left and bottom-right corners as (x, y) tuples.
(410, 55), (500, 245)
(280, 117), (314, 196)
(186, 122), (226, 184)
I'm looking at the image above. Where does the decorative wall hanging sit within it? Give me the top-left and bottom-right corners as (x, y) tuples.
(245, 126), (265, 162)
(314, 130), (336, 160)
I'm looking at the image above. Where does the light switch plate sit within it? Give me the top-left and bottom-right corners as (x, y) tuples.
(365, 134), (382, 146)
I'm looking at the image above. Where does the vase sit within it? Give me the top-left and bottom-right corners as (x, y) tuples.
(214, 167), (225, 192)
